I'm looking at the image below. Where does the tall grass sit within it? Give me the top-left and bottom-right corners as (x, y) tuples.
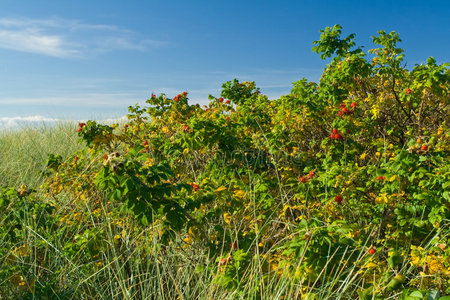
(0, 122), (82, 188)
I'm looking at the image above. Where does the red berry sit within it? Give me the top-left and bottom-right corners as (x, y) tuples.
(77, 128), (82, 132)
(190, 183), (200, 191)
(405, 88), (411, 94)
(174, 96), (179, 101)
(340, 103), (346, 108)
(332, 128), (338, 134)
(368, 248), (376, 255)
(142, 140), (148, 146)
(182, 125), (189, 132)
(308, 170), (315, 178)
(182, 91), (188, 96)
(300, 176), (307, 183)
(334, 195), (343, 203)
(74, 156), (79, 162)
(78, 122), (86, 128)
(338, 111), (343, 116)
(351, 102), (357, 108)
(335, 133), (343, 140)
(330, 134), (335, 139)
(341, 107), (348, 113)
(151, 94), (156, 98)
(226, 116), (230, 121)
(421, 145), (428, 151)
(218, 97), (224, 102)
(225, 100), (230, 104)
(230, 242), (238, 249)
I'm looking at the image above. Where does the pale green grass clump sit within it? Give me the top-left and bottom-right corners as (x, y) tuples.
(0, 122), (83, 188)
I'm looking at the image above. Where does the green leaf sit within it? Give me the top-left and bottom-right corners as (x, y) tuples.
(409, 291), (423, 298)
(428, 290), (440, 300)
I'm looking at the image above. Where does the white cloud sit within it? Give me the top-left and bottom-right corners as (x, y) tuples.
(0, 17), (167, 58)
(0, 28), (79, 58)
(0, 115), (61, 129)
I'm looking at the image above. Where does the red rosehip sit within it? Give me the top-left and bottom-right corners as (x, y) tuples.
(78, 122), (86, 128)
(330, 134), (335, 139)
(225, 100), (230, 104)
(334, 195), (343, 203)
(338, 111), (343, 116)
(405, 88), (411, 94)
(226, 116), (230, 121)
(174, 96), (179, 101)
(182, 91), (188, 96)
(182, 125), (189, 132)
(142, 140), (148, 147)
(151, 94), (156, 98)
(74, 156), (79, 162)
(341, 107), (348, 113)
(219, 257), (229, 266)
(368, 247), (376, 255)
(77, 127), (82, 132)
(351, 102), (357, 108)
(300, 176), (307, 183)
(190, 183), (200, 191)
(421, 145), (428, 151)
(335, 133), (343, 140)
(308, 170), (315, 178)
(341, 103), (346, 108)
(332, 128), (338, 134)
(218, 97), (224, 102)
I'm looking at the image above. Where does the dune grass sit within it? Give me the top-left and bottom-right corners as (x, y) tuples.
(0, 122), (83, 188)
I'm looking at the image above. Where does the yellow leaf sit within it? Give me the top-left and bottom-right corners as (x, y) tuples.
(365, 262), (378, 269)
(359, 152), (367, 160)
(223, 212), (231, 224)
(234, 190), (246, 198)
(214, 186), (227, 193)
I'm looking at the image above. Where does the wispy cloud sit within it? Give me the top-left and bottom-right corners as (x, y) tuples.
(0, 115), (61, 129)
(0, 28), (79, 57)
(0, 17), (167, 58)
(0, 92), (146, 106)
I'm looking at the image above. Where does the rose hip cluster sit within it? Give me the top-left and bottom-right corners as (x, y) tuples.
(190, 183), (200, 191)
(330, 128), (344, 140)
(337, 102), (356, 116)
(77, 122), (86, 132)
(218, 97), (230, 104)
(299, 170), (315, 183)
(173, 91), (188, 102)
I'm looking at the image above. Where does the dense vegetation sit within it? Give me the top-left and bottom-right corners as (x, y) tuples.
(1, 25), (449, 299)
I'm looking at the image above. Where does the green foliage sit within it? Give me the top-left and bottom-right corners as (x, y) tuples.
(1, 25), (449, 299)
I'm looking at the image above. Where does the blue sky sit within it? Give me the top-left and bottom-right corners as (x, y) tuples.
(0, 0), (449, 127)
